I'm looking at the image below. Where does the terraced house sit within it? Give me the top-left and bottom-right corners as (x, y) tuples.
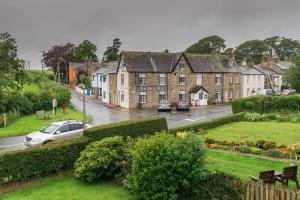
(115, 51), (243, 109)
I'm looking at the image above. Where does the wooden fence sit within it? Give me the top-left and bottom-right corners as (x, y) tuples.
(0, 109), (20, 128)
(245, 181), (300, 200)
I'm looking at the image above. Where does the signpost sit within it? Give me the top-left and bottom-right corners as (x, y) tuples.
(52, 99), (57, 119)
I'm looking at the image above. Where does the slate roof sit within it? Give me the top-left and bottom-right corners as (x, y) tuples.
(189, 85), (208, 94)
(253, 66), (280, 75)
(275, 61), (291, 70)
(93, 61), (118, 74)
(237, 66), (264, 75)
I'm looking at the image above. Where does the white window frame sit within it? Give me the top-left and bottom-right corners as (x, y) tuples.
(159, 91), (166, 102)
(236, 76), (239, 84)
(215, 74), (222, 85)
(229, 89), (233, 100)
(121, 74), (124, 85)
(159, 74), (166, 86)
(179, 74), (186, 85)
(179, 90), (186, 102)
(103, 91), (106, 99)
(179, 60), (185, 73)
(139, 74), (147, 86)
(196, 73), (203, 85)
(139, 92), (147, 103)
(216, 90), (222, 101)
(229, 75), (233, 85)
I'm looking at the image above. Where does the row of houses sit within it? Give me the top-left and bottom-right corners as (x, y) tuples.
(69, 51), (285, 109)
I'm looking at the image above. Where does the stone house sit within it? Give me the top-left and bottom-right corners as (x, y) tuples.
(115, 51), (243, 109)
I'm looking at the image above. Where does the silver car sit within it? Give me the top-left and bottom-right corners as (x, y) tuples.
(158, 101), (171, 111)
(24, 120), (91, 147)
(177, 101), (190, 111)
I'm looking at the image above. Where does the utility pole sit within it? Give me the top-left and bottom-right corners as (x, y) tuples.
(57, 59), (61, 83)
(82, 58), (88, 129)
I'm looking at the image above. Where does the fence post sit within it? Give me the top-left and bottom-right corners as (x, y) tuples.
(3, 113), (6, 128)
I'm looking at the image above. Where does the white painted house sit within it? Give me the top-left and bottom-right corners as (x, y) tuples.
(116, 59), (130, 108)
(239, 66), (265, 97)
(190, 86), (208, 106)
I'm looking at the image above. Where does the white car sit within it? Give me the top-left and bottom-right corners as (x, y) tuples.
(24, 120), (91, 147)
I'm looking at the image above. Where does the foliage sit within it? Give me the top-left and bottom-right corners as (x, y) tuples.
(78, 74), (92, 89)
(185, 35), (226, 54)
(263, 36), (280, 56)
(74, 136), (126, 182)
(103, 38), (122, 62)
(235, 39), (268, 64)
(74, 40), (98, 62)
(169, 113), (245, 134)
(0, 137), (91, 184)
(84, 117), (168, 140)
(232, 95), (300, 114)
(126, 133), (206, 200)
(285, 51), (300, 92)
(0, 32), (25, 96)
(42, 43), (75, 82)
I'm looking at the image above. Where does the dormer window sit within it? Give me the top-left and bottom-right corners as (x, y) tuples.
(179, 60), (185, 73)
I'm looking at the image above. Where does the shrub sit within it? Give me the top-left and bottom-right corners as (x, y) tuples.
(244, 112), (264, 122)
(256, 140), (266, 149)
(169, 113), (245, 134)
(263, 149), (287, 159)
(0, 137), (91, 184)
(262, 141), (276, 150)
(233, 146), (251, 154)
(204, 137), (215, 145)
(74, 136), (126, 182)
(126, 133), (206, 200)
(250, 147), (262, 155)
(84, 117), (168, 140)
(244, 101), (254, 111)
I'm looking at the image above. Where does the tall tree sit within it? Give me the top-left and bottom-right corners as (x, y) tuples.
(42, 43), (75, 82)
(285, 51), (300, 91)
(103, 38), (122, 62)
(74, 40), (98, 62)
(235, 40), (268, 65)
(185, 35), (226, 54)
(276, 37), (300, 61)
(263, 36), (280, 56)
(0, 32), (25, 96)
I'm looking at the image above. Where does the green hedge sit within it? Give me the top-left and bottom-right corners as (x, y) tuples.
(0, 137), (91, 184)
(84, 116), (168, 140)
(169, 113), (245, 134)
(232, 95), (300, 114)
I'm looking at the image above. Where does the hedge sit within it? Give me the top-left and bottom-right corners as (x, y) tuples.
(84, 116), (168, 140)
(232, 95), (300, 114)
(169, 113), (245, 134)
(0, 137), (91, 185)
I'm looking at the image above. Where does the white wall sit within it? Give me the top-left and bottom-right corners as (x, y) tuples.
(101, 75), (109, 104)
(116, 60), (130, 108)
(242, 74), (265, 97)
(190, 88), (208, 106)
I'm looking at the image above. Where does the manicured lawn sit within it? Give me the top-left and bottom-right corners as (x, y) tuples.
(203, 122), (300, 146)
(0, 108), (92, 138)
(0, 174), (131, 200)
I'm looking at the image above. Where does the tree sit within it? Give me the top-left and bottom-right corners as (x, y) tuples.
(263, 36), (280, 56)
(276, 37), (300, 61)
(103, 38), (122, 62)
(74, 40), (98, 62)
(235, 40), (268, 65)
(185, 35), (226, 54)
(285, 51), (300, 91)
(0, 32), (25, 96)
(164, 49), (169, 53)
(42, 43), (75, 83)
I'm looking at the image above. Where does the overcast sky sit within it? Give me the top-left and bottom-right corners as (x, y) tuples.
(1, 0), (300, 69)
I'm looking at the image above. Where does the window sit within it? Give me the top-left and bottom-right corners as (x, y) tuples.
(99, 88), (102, 96)
(229, 89), (233, 100)
(102, 76), (106, 83)
(139, 74), (147, 86)
(229, 75), (233, 85)
(159, 91), (166, 102)
(179, 74), (186, 85)
(57, 125), (70, 133)
(121, 92), (124, 102)
(159, 74), (166, 85)
(92, 75), (95, 81)
(179, 91), (186, 102)
(121, 74), (124, 85)
(179, 60), (185, 73)
(236, 76), (239, 84)
(103, 91), (106, 99)
(199, 92), (203, 100)
(215, 74), (222, 85)
(70, 123), (83, 131)
(139, 92), (147, 103)
(196, 74), (203, 85)
(215, 90), (222, 101)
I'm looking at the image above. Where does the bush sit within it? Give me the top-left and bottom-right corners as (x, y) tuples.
(74, 136), (126, 182)
(169, 113), (245, 134)
(263, 149), (287, 159)
(232, 95), (300, 114)
(0, 137), (91, 184)
(255, 140), (276, 150)
(126, 133), (206, 200)
(84, 117), (168, 140)
(233, 146), (251, 154)
(250, 147), (262, 155)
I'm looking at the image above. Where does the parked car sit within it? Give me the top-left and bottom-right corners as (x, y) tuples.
(177, 101), (190, 111)
(281, 89), (296, 96)
(261, 89), (278, 96)
(158, 101), (171, 111)
(24, 120), (92, 147)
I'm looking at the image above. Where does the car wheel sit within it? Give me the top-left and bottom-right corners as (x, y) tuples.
(43, 140), (52, 145)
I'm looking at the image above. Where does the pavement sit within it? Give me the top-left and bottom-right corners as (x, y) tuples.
(0, 90), (232, 152)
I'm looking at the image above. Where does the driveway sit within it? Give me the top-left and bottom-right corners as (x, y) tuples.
(0, 90), (232, 152)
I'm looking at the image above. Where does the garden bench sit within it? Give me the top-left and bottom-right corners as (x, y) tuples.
(275, 166), (299, 189)
(250, 170), (276, 184)
(36, 110), (50, 120)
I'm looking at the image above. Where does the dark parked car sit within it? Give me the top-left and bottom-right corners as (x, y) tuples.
(158, 101), (171, 111)
(177, 101), (190, 111)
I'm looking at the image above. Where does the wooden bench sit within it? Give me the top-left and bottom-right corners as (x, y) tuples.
(36, 110), (50, 120)
(250, 170), (276, 184)
(275, 166), (299, 189)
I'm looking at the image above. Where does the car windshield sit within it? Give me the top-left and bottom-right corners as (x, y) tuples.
(40, 124), (60, 134)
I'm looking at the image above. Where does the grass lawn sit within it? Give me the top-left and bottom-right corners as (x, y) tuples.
(0, 108), (92, 138)
(0, 174), (131, 200)
(203, 121), (300, 146)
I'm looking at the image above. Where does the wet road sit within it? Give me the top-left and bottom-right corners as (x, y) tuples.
(0, 90), (232, 152)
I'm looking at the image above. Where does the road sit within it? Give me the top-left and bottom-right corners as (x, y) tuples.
(0, 90), (232, 152)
